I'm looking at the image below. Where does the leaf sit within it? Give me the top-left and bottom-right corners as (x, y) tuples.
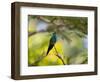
(28, 32), (51, 65)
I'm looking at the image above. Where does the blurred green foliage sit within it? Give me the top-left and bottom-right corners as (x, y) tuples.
(28, 15), (88, 66)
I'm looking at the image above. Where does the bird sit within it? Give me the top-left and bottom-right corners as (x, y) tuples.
(46, 32), (57, 55)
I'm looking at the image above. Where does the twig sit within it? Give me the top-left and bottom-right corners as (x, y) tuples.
(29, 45), (66, 66)
(37, 16), (51, 23)
(38, 16), (66, 26)
(54, 46), (66, 65)
(28, 16), (68, 37)
(28, 30), (47, 37)
(30, 51), (47, 66)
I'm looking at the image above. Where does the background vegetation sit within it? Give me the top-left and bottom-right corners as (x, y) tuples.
(28, 15), (88, 66)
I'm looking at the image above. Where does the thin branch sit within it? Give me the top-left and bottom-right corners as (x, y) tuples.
(28, 32), (37, 37)
(54, 46), (66, 65)
(37, 16), (66, 26)
(29, 51), (47, 66)
(29, 16), (87, 37)
(29, 45), (66, 66)
(28, 25), (68, 37)
(28, 30), (47, 37)
(37, 16), (51, 23)
(28, 16), (68, 37)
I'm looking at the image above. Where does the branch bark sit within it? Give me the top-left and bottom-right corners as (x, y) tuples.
(28, 30), (47, 37)
(29, 51), (47, 66)
(54, 46), (66, 65)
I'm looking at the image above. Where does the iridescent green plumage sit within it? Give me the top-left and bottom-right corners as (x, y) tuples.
(46, 32), (57, 55)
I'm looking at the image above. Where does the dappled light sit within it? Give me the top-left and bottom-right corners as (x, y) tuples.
(28, 15), (88, 66)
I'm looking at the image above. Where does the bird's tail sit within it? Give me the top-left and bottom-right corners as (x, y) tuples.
(46, 49), (49, 55)
(46, 45), (52, 55)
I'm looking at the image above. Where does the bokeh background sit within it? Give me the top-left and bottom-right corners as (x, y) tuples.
(28, 15), (88, 66)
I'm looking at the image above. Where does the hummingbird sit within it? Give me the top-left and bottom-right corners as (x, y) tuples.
(46, 32), (57, 55)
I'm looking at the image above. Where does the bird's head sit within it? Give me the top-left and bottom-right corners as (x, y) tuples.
(52, 32), (57, 38)
(53, 32), (56, 35)
(52, 32), (57, 41)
